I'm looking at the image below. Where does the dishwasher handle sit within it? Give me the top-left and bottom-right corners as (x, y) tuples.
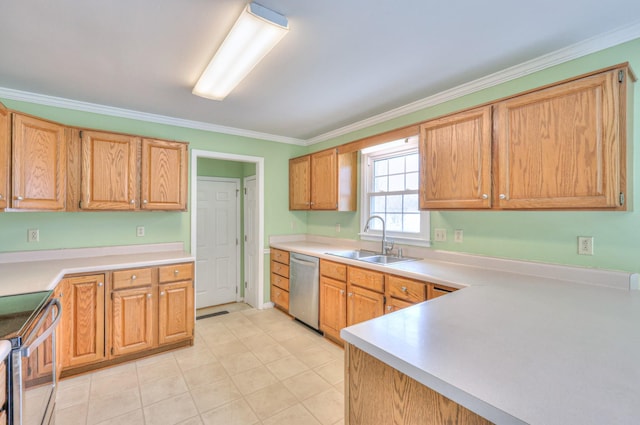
(21, 298), (62, 357)
(290, 256), (319, 267)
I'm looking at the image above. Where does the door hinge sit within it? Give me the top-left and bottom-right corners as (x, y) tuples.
(236, 287), (238, 294)
(618, 70), (624, 83)
(236, 238), (239, 246)
(244, 235), (248, 242)
(236, 189), (239, 197)
(244, 188), (247, 195)
(245, 281), (247, 288)
(620, 192), (625, 206)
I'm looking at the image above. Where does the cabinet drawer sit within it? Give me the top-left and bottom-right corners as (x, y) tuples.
(387, 275), (426, 303)
(112, 267), (153, 290)
(386, 297), (414, 314)
(271, 260), (289, 278)
(271, 248), (290, 265)
(429, 284), (458, 299)
(159, 263), (194, 283)
(271, 273), (290, 291)
(348, 266), (384, 293)
(271, 283), (289, 310)
(321, 260), (347, 281)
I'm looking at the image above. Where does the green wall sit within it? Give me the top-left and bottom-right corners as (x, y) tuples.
(305, 37), (640, 273)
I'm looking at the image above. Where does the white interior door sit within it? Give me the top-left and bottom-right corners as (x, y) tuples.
(243, 176), (258, 308)
(196, 177), (240, 308)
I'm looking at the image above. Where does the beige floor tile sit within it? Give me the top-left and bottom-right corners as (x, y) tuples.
(177, 416), (204, 425)
(314, 359), (344, 385)
(200, 329), (239, 346)
(143, 392), (199, 425)
(219, 351), (262, 376)
(95, 408), (145, 425)
(282, 370), (332, 401)
(57, 379), (91, 409)
(90, 367), (139, 398)
(332, 419), (345, 425)
(55, 402), (88, 425)
(140, 374), (189, 406)
(244, 382), (298, 420)
(200, 399), (259, 425)
(265, 355), (309, 380)
(239, 331), (277, 350)
(135, 350), (175, 367)
(251, 343), (291, 364)
(174, 345), (219, 372)
(230, 365), (279, 395)
(182, 361), (228, 389)
(295, 344), (336, 368)
(334, 380), (345, 395)
(280, 333), (323, 354)
(208, 339), (248, 358)
(137, 356), (182, 384)
(303, 388), (344, 425)
(58, 373), (91, 390)
(189, 376), (243, 413)
(262, 403), (322, 425)
(89, 361), (136, 379)
(87, 387), (141, 424)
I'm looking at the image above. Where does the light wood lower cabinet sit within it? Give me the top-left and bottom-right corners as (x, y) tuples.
(320, 276), (346, 342)
(59, 274), (106, 368)
(0, 104), (9, 210)
(158, 263), (194, 345)
(270, 248), (290, 311)
(347, 267), (385, 327)
(111, 286), (155, 356)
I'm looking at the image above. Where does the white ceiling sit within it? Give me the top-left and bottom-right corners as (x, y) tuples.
(1, 1), (640, 143)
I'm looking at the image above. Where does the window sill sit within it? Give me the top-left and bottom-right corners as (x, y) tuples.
(359, 233), (432, 248)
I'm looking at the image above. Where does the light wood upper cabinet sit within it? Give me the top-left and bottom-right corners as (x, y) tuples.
(0, 105), (9, 210)
(289, 148), (357, 211)
(494, 69), (627, 209)
(80, 130), (138, 210)
(419, 106), (492, 209)
(289, 155), (310, 209)
(140, 138), (188, 210)
(59, 274), (105, 368)
(12, 113), (66, 210)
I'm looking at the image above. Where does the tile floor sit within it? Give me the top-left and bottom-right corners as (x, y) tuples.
(55, 305), (345, 425)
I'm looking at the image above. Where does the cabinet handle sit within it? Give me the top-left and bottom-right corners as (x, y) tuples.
(387, 306), (392, 311)
(147, 293), (152, 298)
(482, 193), (488, 199)
(340, 290), (345, 295)
(98, 282), (103, 287)
(0, 194), (3, 199)
(174, 270), (180, 275)
(499, 194), (506, 200)
(130, 199), (135, 204)
(160, 291), (165, 296)
(348, 292), (353, 297)
(143, 200), (148, 204)
(131, 275), (137, 280)
(401, 286), (407, 292)
(16, 196), (24, 201)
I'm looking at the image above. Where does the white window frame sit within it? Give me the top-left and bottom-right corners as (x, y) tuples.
(359, 137), (431, 247)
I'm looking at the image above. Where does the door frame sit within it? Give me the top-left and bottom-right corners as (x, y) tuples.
(190, 150), (266, 309)
(243, 175), (258, 308)
(196, 176), (242, 305)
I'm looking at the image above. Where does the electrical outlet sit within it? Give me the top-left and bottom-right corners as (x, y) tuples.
(454, 229), (463, 243)
(578, 236), (594, 255)
(27, 228), (39, 242)
(136, 226), (145, 237)
(434, 228), (447, 242)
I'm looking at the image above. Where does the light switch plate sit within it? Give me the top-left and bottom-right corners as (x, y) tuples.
(434, 228), (447, 242)
(137, 226), (145, 237)
(454, 229), (463, 243)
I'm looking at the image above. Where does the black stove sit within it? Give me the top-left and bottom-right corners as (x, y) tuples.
(0, 290), (52, 348)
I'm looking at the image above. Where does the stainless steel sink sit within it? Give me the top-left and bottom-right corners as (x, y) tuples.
(325, 250), (419, 265)
(325, 249), (377, 260)
(358, 254), (418, 265)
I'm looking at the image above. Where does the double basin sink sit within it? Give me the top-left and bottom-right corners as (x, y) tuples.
(326, 249), (420, 265)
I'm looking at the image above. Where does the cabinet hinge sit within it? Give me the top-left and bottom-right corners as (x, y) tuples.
(110, 347), (114, 355)
(79, 200), (82, 209)
(620, 192), (625, 206)
(111, 292), (114, 300)
(79, 130), (83, 139)
(383, 295), (386, 305)
(618, 70), (624, 83)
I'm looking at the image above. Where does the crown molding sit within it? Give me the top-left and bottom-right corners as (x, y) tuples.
(306, 21), (640, 145)
(0, 87), (306, 146)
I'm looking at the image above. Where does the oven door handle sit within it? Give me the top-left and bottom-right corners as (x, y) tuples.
(21, 298), (62, 357)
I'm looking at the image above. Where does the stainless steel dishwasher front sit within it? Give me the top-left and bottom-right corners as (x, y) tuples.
(289, 252), (320, 330)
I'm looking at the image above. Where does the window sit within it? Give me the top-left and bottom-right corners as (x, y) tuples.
(360, 137), (430, 246)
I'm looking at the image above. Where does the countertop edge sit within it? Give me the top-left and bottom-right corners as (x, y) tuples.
(0, 340), (10, 360)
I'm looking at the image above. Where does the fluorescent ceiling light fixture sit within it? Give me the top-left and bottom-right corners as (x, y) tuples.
(193, 2), (289, 101)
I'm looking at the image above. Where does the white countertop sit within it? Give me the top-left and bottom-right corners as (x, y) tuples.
(0, 340), (10, 361)
(0, 243), (194, 296)
(270, 236), (640, 424)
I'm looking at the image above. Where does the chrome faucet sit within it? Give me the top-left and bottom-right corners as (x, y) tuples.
(363, 215), (393, 255)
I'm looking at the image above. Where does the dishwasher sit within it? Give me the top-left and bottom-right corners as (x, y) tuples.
(289, 252), (320, 330)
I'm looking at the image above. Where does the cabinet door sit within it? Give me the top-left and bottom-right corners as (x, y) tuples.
(140, 138), (188, 210)
(320, 276), (346, 341)
(289, 155), (310, 210)
(270, 282), (289, 311)
(494, 70), (622, 209)
(419, 106), (492, 209)
(111, 287), (154, 356)
(59, 275), (106, 368)
(158, 280), (194, 345)
(0, 104), (9, 210)
(310, 149), (337, 209)
(80, 130), (138, 210)
(347, 285), (384, 327)
(12, 113), (66, 210)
